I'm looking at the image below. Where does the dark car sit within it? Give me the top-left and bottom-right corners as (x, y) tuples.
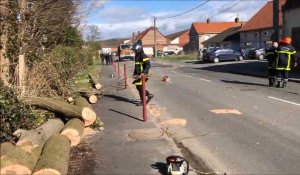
(204, 49), (243, 63)
(247, 48), (266, 60)
(164, 51), (176, 56)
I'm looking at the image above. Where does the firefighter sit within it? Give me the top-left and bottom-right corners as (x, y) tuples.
(132, 40), (153, 106)
(265, 41), (278, 86)
(275, 37), (297, 88)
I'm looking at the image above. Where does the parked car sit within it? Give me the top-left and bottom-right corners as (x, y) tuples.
(247, 48), (266, 60)
(198, 47), (220, 60)
(204, 48), (243, 63)
(164, 51), (176, 56)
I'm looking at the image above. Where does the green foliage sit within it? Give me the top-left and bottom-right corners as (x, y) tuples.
(0, 81), (35, 143)
(61, 26), (84, 48)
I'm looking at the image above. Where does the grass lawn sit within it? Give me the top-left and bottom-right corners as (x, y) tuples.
(157, 53), (197, 62)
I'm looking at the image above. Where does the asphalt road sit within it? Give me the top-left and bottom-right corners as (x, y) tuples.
(124, 59), (300, 174)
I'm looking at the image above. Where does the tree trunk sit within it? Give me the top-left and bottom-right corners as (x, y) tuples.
(61, 118), (84, 147)
(0, 119), (64, 175)
(89, 74), (101, 90)
(32, 134), (71, 175)
(22, 97), (96, 126)
(80, 92), (97, 104)
(0, 0), (10, 85)
(0, 142), (15, 158)
(74, 96), (92, 108)
(13, 119), (64, 146)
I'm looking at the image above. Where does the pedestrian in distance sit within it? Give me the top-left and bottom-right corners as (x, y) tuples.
(131, 40), (153, 106)
(265, 41), (278, 86)
(275, 37), (297, 88)
(100, 53), (105, 65)
(105, 52), (110, 66)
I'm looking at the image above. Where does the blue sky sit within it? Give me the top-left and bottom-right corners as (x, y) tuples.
(86, 0), (268, 40)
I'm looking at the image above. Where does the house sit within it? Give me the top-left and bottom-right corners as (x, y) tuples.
(186, 22), (242, 52)
(202, 26), (242, 50)
(240, 0), (286, 49)
(164, 29), (190, 54)
(166, 29), (189, 47)
(282, 0), (300, 53)
(131, 27), (169, 56)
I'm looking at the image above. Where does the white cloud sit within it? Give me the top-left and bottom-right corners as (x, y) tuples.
(90, 0), (268, 39)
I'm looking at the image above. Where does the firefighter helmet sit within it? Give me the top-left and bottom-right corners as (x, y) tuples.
(132, 40), (143, 53)
(279, 37), (292, 45)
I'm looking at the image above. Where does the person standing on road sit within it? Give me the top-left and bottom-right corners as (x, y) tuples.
(132, 40), (153, 106)
(275, 37), (297, 88)
(266, 41), (278, 86)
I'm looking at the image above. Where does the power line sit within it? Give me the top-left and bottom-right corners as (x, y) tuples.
(159, 0), (242, 34)
(156, 0), (210, 19)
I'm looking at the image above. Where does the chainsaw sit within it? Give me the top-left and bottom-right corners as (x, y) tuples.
(166, 155), (189, 175)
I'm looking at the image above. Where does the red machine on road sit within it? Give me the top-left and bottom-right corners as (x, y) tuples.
(117, 44), (135, 61)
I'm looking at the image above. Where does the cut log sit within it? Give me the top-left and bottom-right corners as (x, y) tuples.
(13, 119), (64, 146)
(0, 119), (64, 175)
(74, 96), (92, 108)
(89, 74), (102, 90)
(32, 134), (71, 175)
(67, 97), (74, 103)
(0, 142), (15, 158)
(61, 118), (84, 147)
(80, 92), (97, 104)
(0, 143), (41, 175)
(22, 97), (96, 126)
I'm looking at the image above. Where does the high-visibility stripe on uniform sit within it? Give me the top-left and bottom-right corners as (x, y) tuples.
(135, 81), (142, 85)
(134, 57), (149, 85)
(266, 52), (274, 55)
(275, 50), (296, 70)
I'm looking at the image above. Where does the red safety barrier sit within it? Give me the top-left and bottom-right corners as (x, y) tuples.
(113, 61), (116, 71)
(124, 64), (127, 89)
(117, 62), (120, 79)
(141, 74), (147, 122)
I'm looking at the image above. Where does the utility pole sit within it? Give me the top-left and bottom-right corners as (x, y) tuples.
(154, 17), (157, 58)
(273, 0), (279, 41)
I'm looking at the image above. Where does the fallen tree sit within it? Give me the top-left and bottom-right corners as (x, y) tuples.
(89, 74), (101, 90)
(32, 134), (71, 175)
(80, 92), (97, 104)
(0, 119), (64, 175)
(61, 118), (84, 147)
(22, 97), (96, 126)
(0, 142), (15, 158)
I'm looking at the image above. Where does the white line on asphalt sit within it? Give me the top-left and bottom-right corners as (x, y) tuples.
(185, 75), (192, 78)
(198, 78), (212, 82)
(268, 96), (300, 107)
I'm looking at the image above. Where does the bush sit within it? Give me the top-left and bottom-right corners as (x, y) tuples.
(0, 81), (36, 143)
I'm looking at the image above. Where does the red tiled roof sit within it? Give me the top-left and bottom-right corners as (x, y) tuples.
(166, 29), (189, 41)
(241, 0), (286, 32)
(192, 22), (241, 34)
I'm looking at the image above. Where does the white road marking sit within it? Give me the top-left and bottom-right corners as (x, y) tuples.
(268, 96), (300, 107)
(198, 78), (212, 82)
(185, 75), (192, 78)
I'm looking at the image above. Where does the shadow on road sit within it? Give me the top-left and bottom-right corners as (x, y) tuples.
(151, 162), (167, 175)
(221, 80), (269, 87)
(104, 94), (137, 104)
(109, 109), (143, 122)
(194, 61), (300, 80)
(185, 60), (209, 64)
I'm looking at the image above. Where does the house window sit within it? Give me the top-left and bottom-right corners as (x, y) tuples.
(263, 31), (269, 36)
(244, 33), (247, 38)
(254, 32), (259, 38)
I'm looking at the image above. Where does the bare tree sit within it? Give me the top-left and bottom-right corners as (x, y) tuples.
(86, 25), (102, 42)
